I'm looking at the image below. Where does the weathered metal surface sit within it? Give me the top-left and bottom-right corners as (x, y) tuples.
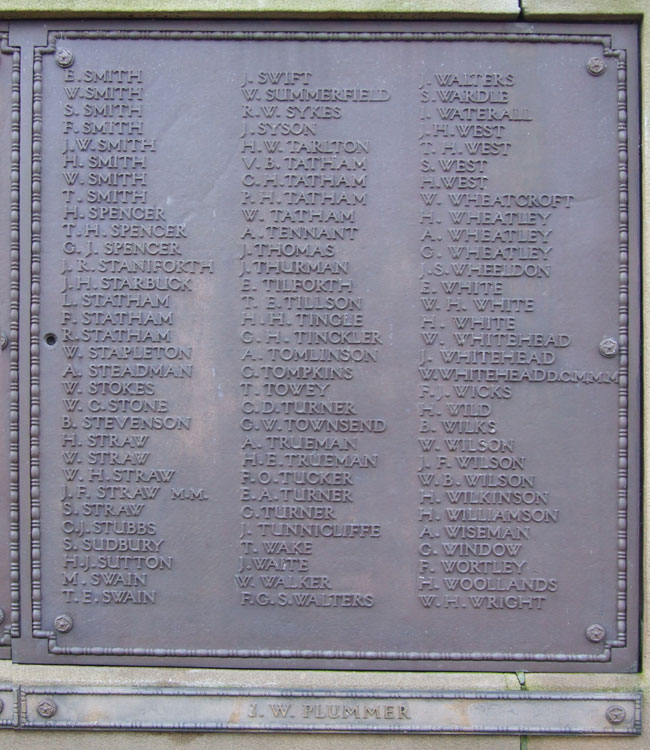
(17, 21), (639, 670)
(14, 687), (642, 734)
(0, 29), (19, 658)
(0, 686), (17, 728)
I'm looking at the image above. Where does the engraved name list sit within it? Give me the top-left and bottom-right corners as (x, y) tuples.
(28, 27), (638, 670)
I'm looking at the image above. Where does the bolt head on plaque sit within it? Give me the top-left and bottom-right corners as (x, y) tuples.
(55, 48), (75, 68)
(585, 624), (606, 643)
(0, 333), (7, 351)
(587, 57), (606, 76)
(0, 608), (5, 625)
(0, 698), (4, 715)
(37, 699), (57, 719)
(54, 613), (73, 633)
(606, 705), (627, 725)
(599, 338), (618, 358)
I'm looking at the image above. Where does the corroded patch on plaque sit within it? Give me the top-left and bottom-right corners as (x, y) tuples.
(0, 31), (20, 657)
(20, 21), (640, 670)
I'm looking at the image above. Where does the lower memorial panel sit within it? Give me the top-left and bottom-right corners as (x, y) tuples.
(13, 688), (642, 734)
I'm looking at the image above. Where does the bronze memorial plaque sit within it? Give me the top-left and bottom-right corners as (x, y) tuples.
(18, 21), (640, 670)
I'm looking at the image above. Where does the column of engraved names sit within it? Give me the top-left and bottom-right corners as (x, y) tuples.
(415, 70), (568, 614)
(237, 68), (389, 611)
(57, 64), (206, 609)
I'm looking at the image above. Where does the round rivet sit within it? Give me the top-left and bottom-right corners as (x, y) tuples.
(0, 333), (7, 350)
(54, 613), (73, 633)
(606, 705), (627, 725)
(585, 624), (606, 643)
(599, 338), (618, 358)
(37, 699), (57, 718)
(0, 608), (5, 625)
(0, 698), (4, 714)
(55, 48), (75, 68)
(587, 57), (606, 76)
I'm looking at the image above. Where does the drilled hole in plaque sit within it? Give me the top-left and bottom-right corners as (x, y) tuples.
(43, 333), (58, 347)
